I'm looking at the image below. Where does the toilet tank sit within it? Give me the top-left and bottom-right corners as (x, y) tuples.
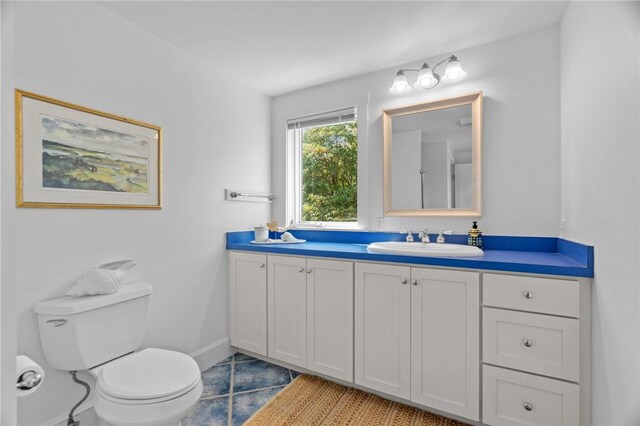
(34, 282), (153, 371)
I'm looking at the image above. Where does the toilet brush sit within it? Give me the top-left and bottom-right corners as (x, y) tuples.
(67, 371), (90, 426)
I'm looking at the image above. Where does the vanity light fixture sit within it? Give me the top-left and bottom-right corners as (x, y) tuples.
(389, 55), (467, 94)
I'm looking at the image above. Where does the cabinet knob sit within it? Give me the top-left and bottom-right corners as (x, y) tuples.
(523, 339), (533, 348)
(523, 402), (533, 411)
(401, 278), (407, 284)
(411, 279), (418, 286)
(306, 268), (312, 274)
(298, 267), (304, 273)
(259, 263), (265, 268)
(523, 291), (534, 299)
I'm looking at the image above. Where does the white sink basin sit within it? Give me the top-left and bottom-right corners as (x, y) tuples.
(367, 241), (484, 257)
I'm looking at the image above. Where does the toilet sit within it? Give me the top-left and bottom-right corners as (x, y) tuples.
(34, 282), (203, 426)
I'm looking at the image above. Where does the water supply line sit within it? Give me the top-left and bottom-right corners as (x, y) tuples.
(67, 371), (90, 426)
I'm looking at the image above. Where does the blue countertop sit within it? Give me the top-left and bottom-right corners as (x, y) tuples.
(226, 230), (594, 278)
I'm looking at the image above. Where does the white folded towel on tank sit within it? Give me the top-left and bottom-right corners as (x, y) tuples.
(67, 260), (137, 297)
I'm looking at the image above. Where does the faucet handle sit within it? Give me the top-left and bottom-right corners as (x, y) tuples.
(405, 231), (414, 242)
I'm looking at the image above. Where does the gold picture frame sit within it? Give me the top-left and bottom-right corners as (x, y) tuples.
(15, 90), (162, 209)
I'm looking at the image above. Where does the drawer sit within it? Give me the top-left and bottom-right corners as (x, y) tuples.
(483, 308), (580, 381)
(483, 274), (580, 318)
(483, 365), (580, 426)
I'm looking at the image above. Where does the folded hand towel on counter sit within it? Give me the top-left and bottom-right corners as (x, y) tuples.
(250, 233), (306, 245)
(250, 239), (307, 245)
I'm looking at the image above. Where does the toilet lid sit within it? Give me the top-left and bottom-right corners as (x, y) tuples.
(98, 348), (201, 400)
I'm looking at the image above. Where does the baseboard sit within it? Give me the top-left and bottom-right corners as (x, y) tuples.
(190, 337), (235, 372)
(49, 401), (95, 426)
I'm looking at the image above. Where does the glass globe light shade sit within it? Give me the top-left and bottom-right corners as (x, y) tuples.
(389, 71), (412, 94)
(442, 58), (467, 82)
(414, 64), (439, 89)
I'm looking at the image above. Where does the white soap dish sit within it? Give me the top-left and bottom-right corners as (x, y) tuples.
(250, 239), (306, 245)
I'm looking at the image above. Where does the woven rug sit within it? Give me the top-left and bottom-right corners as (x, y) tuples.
(244, 375), (468, 426)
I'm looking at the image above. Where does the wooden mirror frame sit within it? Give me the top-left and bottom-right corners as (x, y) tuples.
(383, 91), (483, 217)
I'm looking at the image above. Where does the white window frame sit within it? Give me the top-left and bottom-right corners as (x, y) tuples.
(285, 107), (359, 229)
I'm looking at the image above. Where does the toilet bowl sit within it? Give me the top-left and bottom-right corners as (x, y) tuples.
(92, 348), (203, 426)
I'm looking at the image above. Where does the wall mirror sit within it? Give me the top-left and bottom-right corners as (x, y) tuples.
(383, 91), (482, 216)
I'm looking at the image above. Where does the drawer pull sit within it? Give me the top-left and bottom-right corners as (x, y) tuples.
(411, 279), (418, 286)
(523, 339), (533, 348)
(523, 291), (534, 299)
(401, 278), (407, 285)
(523, 402), (533, 411)
(298, 267), (304, 273)
(306, 268), (312, 274)
(259, 263), (265, 268)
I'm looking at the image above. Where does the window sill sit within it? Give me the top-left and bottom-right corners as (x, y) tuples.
(290, 222), (364, 232)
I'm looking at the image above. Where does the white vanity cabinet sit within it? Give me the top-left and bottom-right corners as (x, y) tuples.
(267, 255), (354, 381)
(306, 258), (354, 381)
(229, 250), (590, 426)
(410, 267), (480, 420)
(354, 263), (412, 399)
(482, 273), (590, 426)
(354, 263), (480, 421)
(229, 252), (268, 355)
(267, 255), (308, 367)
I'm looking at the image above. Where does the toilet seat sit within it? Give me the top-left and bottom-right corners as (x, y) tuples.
(93, 348), (203, 426)
(97, 377), (201, 405)
(97, 348), (201, 404)
(95, 379), (203, 426)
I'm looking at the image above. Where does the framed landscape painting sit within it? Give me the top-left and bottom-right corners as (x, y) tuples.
(15, 90), (162, 209)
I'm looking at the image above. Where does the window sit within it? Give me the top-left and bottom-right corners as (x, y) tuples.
(287, 107), (358, 227)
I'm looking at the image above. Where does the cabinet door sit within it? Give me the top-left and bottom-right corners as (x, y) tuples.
(268, 255), (307, 368)
(410, 268), (480, 420)
(307, 259), (354, 382)
(355, 263), (411, 399)
(229, 252), (267, 355)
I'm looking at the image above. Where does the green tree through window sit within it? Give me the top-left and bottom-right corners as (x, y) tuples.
(301, 122), (357, 222)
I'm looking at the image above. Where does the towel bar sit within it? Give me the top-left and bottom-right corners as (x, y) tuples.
(224, 189), (276, 203)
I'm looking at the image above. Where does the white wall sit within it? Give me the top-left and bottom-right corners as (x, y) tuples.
(1, 4), (18, 424)
(560, 2), (640, 424)
(0, 4), (14, 425)
(271, 25), (561, 235)
(1, 2), (271, 425)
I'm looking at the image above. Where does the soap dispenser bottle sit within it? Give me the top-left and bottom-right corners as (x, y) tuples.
(467, 221), (483, 249)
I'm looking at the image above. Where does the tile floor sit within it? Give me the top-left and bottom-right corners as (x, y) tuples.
(182, 353), (300, 426)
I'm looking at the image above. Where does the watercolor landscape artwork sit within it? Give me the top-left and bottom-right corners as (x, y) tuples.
(16, 90), (161, 208)
(41, 115), (150, 194)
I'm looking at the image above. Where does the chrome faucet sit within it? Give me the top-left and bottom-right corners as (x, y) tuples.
(418, 228), (430, 244)
(405, 231), (414, 242)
